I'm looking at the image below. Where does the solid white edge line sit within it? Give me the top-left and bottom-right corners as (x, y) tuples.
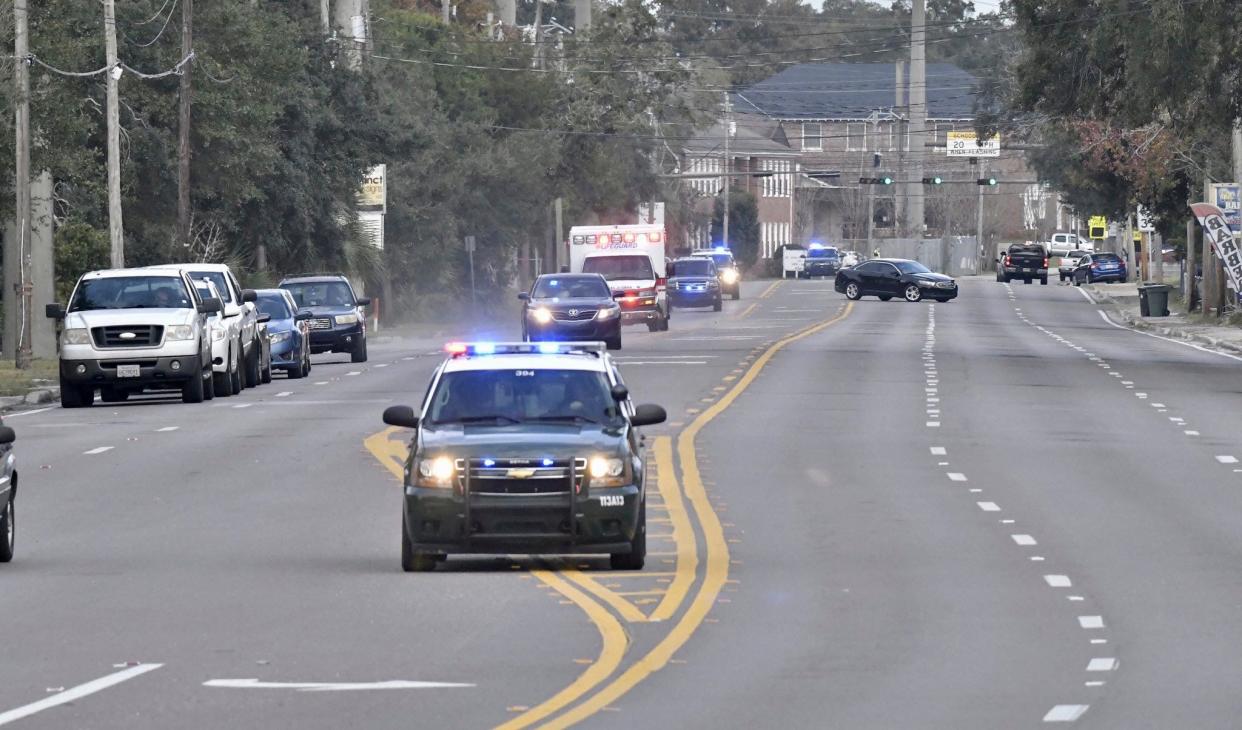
(4, 407), (52, 418)
(0, 664), (163, 726)
(1095, 309), (1242, 362)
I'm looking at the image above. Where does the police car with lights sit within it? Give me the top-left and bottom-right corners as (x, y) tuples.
(381, 342), (667, 572)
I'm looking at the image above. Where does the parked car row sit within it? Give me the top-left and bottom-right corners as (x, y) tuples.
(46, 267), (369, 408)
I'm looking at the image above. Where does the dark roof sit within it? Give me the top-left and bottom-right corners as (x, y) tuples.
(682, 113), (794, 155)
(731, 63), (978, 120)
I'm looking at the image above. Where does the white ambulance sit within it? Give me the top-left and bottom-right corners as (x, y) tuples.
(568, 225), (669, 332)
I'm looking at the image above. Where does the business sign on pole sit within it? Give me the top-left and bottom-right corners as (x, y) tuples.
(357, 164), (386, 213)
(946, 130), (1000, 157)
(1190, 202), (1242, 292)
(1209, 183), (1241, 233)
(1136, 205), (1156, 232)
(1088, 215), (1107, 239)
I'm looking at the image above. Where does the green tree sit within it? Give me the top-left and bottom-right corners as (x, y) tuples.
(710, 188), (760, 268)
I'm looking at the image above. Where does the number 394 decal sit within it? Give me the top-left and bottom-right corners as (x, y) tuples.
(599, 495), (624, 507)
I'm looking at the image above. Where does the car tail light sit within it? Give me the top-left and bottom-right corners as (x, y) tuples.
(655, 277), (667, 290)
(1004, 255), (1012, 266)
(1043, 257), (1049, 267)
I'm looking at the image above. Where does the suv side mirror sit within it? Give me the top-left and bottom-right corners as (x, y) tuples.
(241, 289), (258, 304)
(610, 384), (629, 402)
(629, 404), (666, 427)
(517, 292), (530, 301)
(383, 405), (419, 429)
(257, 313), (272, 324)
(294, 311), (313, 322)
(45, 303), (66, 320)
(355, 297), (372, 307)
(197, 297), (223, 314)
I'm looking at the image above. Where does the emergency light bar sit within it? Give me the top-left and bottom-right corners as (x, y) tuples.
(443, 342), (607, 357)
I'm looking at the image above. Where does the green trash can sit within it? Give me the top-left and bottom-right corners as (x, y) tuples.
(1139, 283), (1171, 317)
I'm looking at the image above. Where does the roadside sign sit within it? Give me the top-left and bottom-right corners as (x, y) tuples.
(1210, 183), (1241, 233)
(1088, 215), (1107, 239)
(946, 130), (1000, 158)
(1190, 202), (1242, 293)
(1136, 205), (1156, 232)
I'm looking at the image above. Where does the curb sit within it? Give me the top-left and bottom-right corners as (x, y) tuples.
(1090, 287), (1242, 357)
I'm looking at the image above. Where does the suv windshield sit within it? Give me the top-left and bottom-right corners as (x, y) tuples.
(284, 281), (355, 308)
(186, 271), (235, 304)
(427, 369), (622, 425)
(697, 253), (734, 268)
(582, 255), (655, 281)
(256, 294), (292, 320)
(896, 261), (933, 274)
(672, 260), (714, 277)
(70, 276), (194, 312)
(533, 277), (610, 299)
(808, 248), (840, 259)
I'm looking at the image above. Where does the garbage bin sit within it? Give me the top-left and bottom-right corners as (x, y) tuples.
(1138, 283), (1171, 317)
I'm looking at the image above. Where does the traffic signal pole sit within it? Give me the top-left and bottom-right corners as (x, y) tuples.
(976, 161), (985, 265)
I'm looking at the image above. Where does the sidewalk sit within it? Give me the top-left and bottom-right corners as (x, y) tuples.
(1085, 281), (1242, 357)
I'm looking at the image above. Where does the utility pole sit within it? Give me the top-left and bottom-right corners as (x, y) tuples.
(976, 160), (986, 264)
(442, 0), (451, 24)
(907, 0), (926, 241)
(496, 0), (516, 26)
(177, 0), (194, 253)
(722, 92), (731, 248)
(575, 0), (591, 30)
(894, 61), (907, 234)
(1186, 212), (1197, 310)
(104, 0), (125, 267)
(13, 0), (32, 368)
(1203, 175), (1216, 315)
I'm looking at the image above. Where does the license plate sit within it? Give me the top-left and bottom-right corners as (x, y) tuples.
(1022, 267), (1033, 272)
(599, 494), (624, 507)
(117, 364), (140, 378)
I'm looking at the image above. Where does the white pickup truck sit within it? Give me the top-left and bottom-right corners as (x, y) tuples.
(46, 268), (222, 407)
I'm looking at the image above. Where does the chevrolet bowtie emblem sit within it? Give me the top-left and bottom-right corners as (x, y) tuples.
(507, 468), (537, 479)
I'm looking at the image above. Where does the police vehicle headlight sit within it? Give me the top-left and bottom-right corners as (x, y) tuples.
(335, 313), (360, 325)
(720, 268), (739, 284)
(415, 456), (456, 487)
(532, 307), (553, 324)
(269, 330), (292, 344)
(597, 306), (618, 319)
(62, 328), (90, 346)
(166, 324), (194, 340)
(589, 456), (627, 487)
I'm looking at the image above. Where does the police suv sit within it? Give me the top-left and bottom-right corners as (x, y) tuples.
(381, 342), (667, 572)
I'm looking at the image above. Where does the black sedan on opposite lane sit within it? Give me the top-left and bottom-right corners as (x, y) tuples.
(520, 273), (622, 350)
(835, 258), (958, 302)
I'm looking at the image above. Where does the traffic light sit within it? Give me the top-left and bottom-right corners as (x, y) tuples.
(977, 177), (998, 186)
(859, 176), (895, 185)
(922, 176), (943, 185)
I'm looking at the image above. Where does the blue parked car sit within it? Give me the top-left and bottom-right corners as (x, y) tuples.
(255, 289), (312, 378)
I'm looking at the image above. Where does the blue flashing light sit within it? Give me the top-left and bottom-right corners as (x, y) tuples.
(538, 342), (560, 354)
(474, 342), (496, 355)
(808, 242), (824, 249)
(714, 246), (729, 253)
(548, 279), (559, 287)
(483, 458), (496, 467)
(542, 458), (555, 467)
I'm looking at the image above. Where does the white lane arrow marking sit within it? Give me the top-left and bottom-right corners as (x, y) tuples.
(203, 679), (474, 691)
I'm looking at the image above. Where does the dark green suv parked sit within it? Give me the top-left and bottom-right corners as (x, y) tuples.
(381, 342), (667, 572)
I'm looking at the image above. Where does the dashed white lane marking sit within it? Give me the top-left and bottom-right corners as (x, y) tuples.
(947, 472), (967, 482)
(977, 502), (1001, 512)
(1121, 380), (1133, 385)
(83, 447), (114, 455)
(276, 392), (293, 398)
(1043, 705), (1089, 723)
(1090, 639), (1108, 644)
(375, 363), (389, 368)
(233, 403), (253, 409)
(1217, 455), (1239, 464)
(1186, 430), (1200, 436)
(346, 371), (362, 376)
(1151, 403), (1166, 408)
(1012, 534), (1037, 546)
(1086, 658), (1117, 671)
(156, 427), (179, 433)
(926, 421), (940, 428)
(1044, 575), (1073, 588)
(1078, 616), (1105, 629)
(315, 381), (329, 386)
(938, 461), (950, 466)
(1084, 681), (1106, 687)
(1068, 596), (1084, 601)
(1030, 556), (1046, 561)
(0, 664), (163, 726)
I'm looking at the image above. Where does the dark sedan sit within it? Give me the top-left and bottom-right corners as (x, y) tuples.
(520, 273), (622, 350)
(1072, 252), (1128, 285)
(835, 258), (958, 302)
(667, 257), (723, 312)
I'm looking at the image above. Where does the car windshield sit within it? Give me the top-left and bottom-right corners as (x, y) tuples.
(582, 255), (655, 281)
(256, 295), (292, 319)
(426, 369), (622, 426)
(673, 260), (714, 276)
(808, 248), (840, 259)
(284, 281), (355, 308)
(532, 277), (610, 299)
(698, 253), (734, 267)
(187, 271), (234, 304)
(895, 260), (933, 274)
(69, 276), (194, 312)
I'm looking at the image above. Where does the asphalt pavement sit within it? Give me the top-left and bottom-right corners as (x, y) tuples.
(2, 276), (1241, 728)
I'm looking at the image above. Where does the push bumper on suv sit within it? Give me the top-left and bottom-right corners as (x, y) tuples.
(404, 484), (642, 554)
(60, 355), (202, 387)
(668, 289), (720, 307)
(306, 321), (363, 353)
